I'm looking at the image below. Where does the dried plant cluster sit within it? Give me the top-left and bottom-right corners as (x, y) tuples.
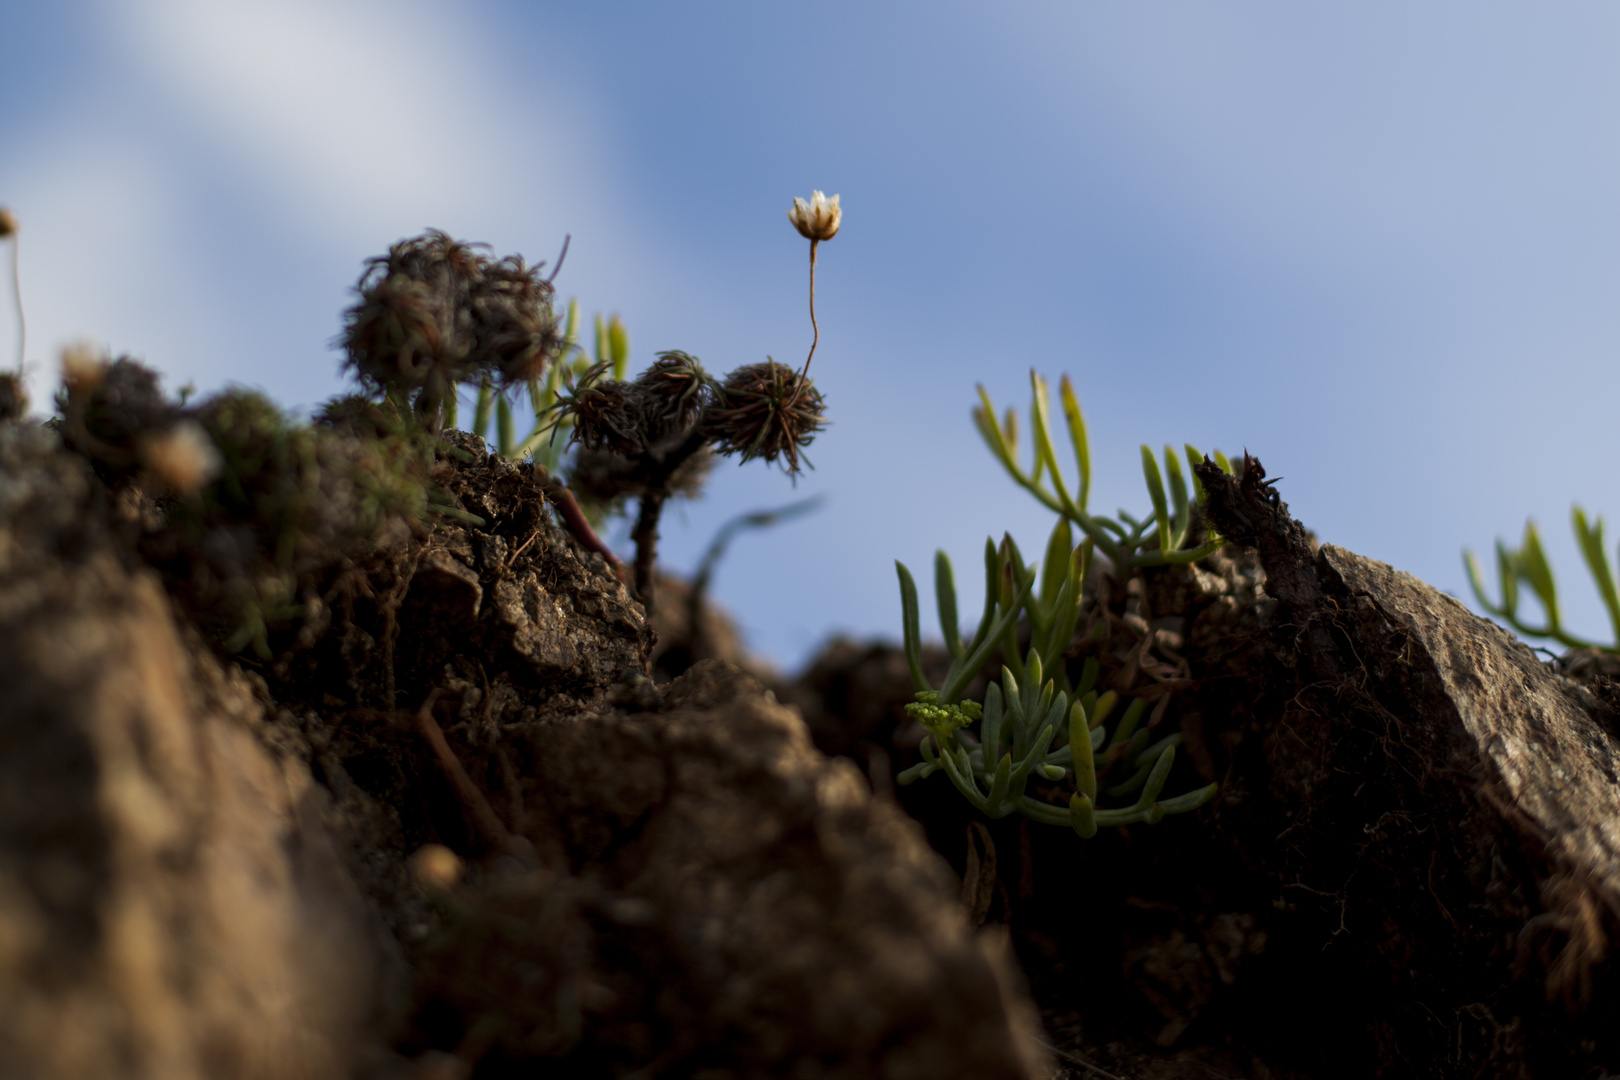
(548, 352), (825, 612)
(895, 370), (1229, 837)
(342, 230), (562, 429)
(25, 217), (834, 655)
(339, 227), (831, 615)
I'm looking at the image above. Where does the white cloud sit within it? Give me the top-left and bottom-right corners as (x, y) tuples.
(115, 0), (599, 245)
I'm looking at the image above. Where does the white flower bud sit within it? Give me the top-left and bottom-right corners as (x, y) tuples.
(141, 421), (221, 495)
(787, 190), (841, 242)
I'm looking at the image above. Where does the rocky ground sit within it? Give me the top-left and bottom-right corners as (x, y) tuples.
(1, 417), (1616, 1078)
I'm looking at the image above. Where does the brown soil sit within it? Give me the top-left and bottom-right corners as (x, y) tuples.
(2, 418), (1616, 1079)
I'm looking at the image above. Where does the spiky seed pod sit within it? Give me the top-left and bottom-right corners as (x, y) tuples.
(569, 378), (647, 458)
(469, 254), (560, 386)
(635, 351), (713, 440)
(341, 231), (561, 420)
(0, 372), (26, 422)
(0, 207), (16, 238)
(343, 272), (448, 395)
(708, 361), (826, 475)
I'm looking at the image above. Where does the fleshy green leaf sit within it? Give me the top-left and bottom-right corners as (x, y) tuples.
(1058, 375), (1091, 512)
(1141, 446), (1171, 555)
(935, 550), (962, 660)
(895, 561), (930, 693)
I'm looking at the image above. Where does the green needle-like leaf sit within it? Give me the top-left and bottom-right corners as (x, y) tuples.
(985, 753), (1013, 812)
(608, 315), (630, 380)
(1058, 375), (1092, 512)
(1156, 783), (1219, 815)
(1164, 446), (1190, 549)
(1138, 745), (1176, 809)
(1108, 697), (1147, 749)
(1573, 507), (1620, 645)
(1069, 792), (1098, 839)
(1075, 657), (1100, 697)
(1070, 699), (1097, 802)
(1184, 444), (1206, 501)
(1029, 371), (1075, 514)
(1495, 540), (1519, 620)
(1520, 521), (1560, 628)
(895, 761), (937, 785)
(895, 561), (930, 693)
(935, 550), (962, 660)
(496, 395), (515, 456)
(1141, 446), (1171, 555)
(472, 375), (494, 439)
(982, 682), (1004, 758)
(1040, 517), (1074, 612)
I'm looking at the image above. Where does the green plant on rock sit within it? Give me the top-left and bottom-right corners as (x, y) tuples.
(893, 370), (1229, 837)
(975, 370), (1232, 571)
(895, 522), (1218, 837)
(1465, 509), (1620, 653)
(526, 193), (840, 613)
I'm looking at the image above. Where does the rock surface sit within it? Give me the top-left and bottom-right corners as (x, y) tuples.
(0, 423), (1045, 1079)
(0, 425), (391, 1080)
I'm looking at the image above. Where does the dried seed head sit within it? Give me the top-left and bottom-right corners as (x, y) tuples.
(60, 339), (108, 396)
(634, 351), (713, 439)
(708, 360), (826, 475)
(470, 254), (559, 385)
(141, 420), (222, 495)
(787, 191), (841, 242)
(0, 372), (26, 422)
(569, 377), (647, 458)
(0, 207), (16, 239)
(341, 230), (561, 418)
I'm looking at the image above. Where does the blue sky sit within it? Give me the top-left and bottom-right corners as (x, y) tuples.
(4, 1), (1620, 667)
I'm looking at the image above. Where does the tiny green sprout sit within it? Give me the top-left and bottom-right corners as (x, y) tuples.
(1465, 506), (1620, 653)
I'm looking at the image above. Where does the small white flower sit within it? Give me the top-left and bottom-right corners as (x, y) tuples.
(788, 190), (841, 242)
(141, 421), (221, 495)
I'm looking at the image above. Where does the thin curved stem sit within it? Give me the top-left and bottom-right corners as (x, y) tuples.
(9, 237), (23, 373)
(800, 239), (819, 380)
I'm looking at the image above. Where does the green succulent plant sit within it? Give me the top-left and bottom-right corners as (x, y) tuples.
(893, 371), (1228, 837)
(975, 370), (1231, 571)
(894, 523), (1218, 837)
(1465, 508), (1620, 653)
